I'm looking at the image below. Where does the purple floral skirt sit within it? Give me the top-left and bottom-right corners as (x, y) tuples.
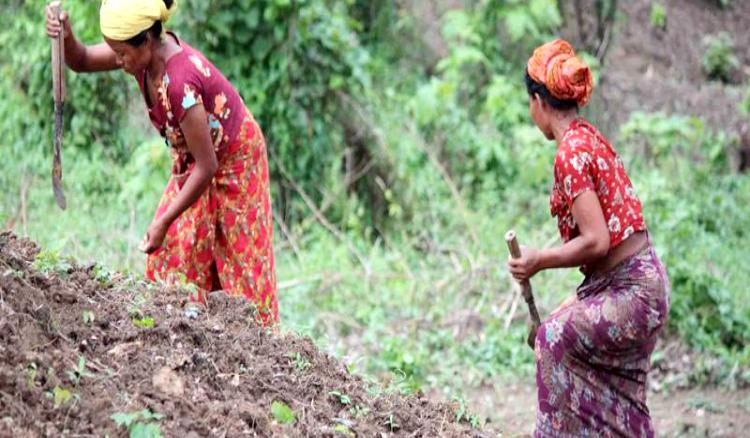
(534, 245), (670, 437)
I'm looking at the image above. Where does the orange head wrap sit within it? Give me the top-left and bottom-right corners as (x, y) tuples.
(527, 39), (593, 107)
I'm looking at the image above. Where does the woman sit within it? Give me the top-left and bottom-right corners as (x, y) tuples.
(46, 0), (278, 324)
(507, 39), (670, 437)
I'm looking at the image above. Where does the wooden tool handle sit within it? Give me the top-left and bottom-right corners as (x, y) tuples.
(506, 230), (522, 258)
(50, 1), (65, 102)
(505, 230), (542, 348)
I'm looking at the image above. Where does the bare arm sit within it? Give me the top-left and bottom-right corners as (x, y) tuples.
(537, 191), (610, 269)
(155, 105), (218, 229)
(140, 105), (218, 253)
(508, 190), (610, 280)
(45, 6), (118, 73)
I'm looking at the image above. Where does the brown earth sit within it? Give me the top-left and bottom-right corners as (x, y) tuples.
(0, 232), (495, 437)
(472, 377), (750, 437)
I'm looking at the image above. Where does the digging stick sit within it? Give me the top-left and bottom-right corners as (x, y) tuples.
(505, 230), (542, 349)
(50, 0), (67, 210)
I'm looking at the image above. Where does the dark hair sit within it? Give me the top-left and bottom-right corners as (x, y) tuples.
(124, 0), (174, 47)
(524, 70), (578, 111)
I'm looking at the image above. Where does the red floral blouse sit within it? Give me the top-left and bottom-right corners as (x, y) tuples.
(136, 33), (246, 159)
(550, 118), (646, 248)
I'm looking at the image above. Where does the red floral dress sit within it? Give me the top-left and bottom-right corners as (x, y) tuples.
(550, 118), (646, 248)
(140, 34), (278, 325)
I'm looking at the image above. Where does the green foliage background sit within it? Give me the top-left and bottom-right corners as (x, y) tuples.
(1, 0), (748, 405)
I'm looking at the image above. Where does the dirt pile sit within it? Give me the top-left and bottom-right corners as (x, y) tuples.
(0, 232), (493, 437)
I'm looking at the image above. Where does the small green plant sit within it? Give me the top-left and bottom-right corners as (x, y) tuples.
(469, 414), (482, 428)
(287, 351), (311, 372)
(52, 386), (73, 409)
(270, 400), (296, 425)
(92, 264), (113, 284)
(32, 249), (72, 274)
(702, 32), (739, 82)
(650, 3), (667, 29)
(111, 409), (165, 438)
(66, 356), (94, 387)
(333, 423), (355, 437)
(384, 369), (421, 395)
(348, 404), (370, 418)
(132, 316), (156, 329)
(741, 87), (750, 115)
(384, 413), (399, 431)
(328, 390), (352, 405)
(452, 396), (482, 427)
(454, 395), (467, 422)
(2, 268), (23, 279)
(82, 310), (96, 325)
(25, 363), (37, 389)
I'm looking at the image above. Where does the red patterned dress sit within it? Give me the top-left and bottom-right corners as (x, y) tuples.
(138, 33), (278, 325)
(534, 118), (669, 437)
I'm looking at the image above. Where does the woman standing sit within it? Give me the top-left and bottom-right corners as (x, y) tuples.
(46, 0), (278, 324)
(507, 39), (669, 437)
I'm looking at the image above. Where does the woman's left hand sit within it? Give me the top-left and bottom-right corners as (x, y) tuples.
(139, 219), (169, 254)
(507, 246), (542, 281)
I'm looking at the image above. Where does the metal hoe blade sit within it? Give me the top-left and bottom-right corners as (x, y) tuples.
(53, 102), (66, 210)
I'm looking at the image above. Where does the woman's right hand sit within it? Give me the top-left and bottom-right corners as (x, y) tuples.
(44, 5), (119, 73)
(46, 4), (71, 40)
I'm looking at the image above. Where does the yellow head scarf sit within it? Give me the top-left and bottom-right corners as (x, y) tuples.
(100, 0), (177, 41)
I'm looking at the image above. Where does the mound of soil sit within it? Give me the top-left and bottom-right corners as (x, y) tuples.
(0, 232), (492, 437)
